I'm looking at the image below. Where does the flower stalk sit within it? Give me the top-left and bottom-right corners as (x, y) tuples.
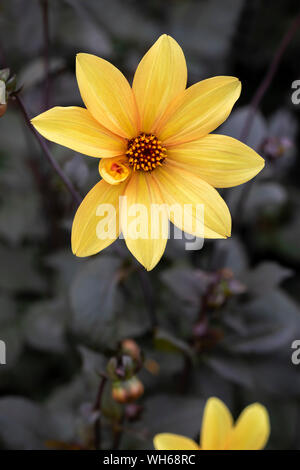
(235, 10), (300, 218)
(93, 374), (107, 450)
(40, 0), (51, 110)
(13, 93), (82, 206)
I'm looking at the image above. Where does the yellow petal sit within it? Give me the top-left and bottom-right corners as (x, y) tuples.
(132, 34), (187, 133)
(76, 53), (138, 139)
(153, 161), (231, 239)
(227, 403), (270, 450)
(121, 172), (169, 271)
(156, 76), (241, 146)
(154, 433), (199, 451)
(99, 156), (131, 185)
(72, 179), (126, 257)
(168, 134), (265, 188)
(31, 107), (126, 158)
(200, 397), (233, 450)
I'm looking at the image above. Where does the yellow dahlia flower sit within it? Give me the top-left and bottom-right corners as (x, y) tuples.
(154, 397), (270, 450)
(31, 35), (264, 270)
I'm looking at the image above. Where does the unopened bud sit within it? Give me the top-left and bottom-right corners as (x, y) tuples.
(112, 376), (144, 404)
(121, 339), (141, 361)
(128, 376), (144, 401)
(112, 382), (129, 404)
(0, 103), (7, 117)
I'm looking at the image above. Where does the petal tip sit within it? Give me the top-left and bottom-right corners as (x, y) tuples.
(31, 113), (41, 124)
(75, 53), (82, 65)
(235, 78), (242, 93)
(233, 402), (270, 450)
(71, 244), (89, 258)
(76, 52), (86, 61)
(229, 76), (241, 94)
(206, 396), (225, 409)
(71, 241), (78, 256)
(31, 115), (42, 131)
(139, 257), (158, 272)
(153, 434), (162, 450)
(76, 53), (92, 68)
(259, 157), (265, 170)
(157, 33), (168, 42)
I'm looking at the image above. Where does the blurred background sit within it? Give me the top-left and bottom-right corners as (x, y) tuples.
(0, 0), (300, 450)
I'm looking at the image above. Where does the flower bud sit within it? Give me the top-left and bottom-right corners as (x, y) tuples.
(127, 376), (144, 401)
(0, 103), (7, 117)
(112, 381), (129, 404)
(121, 339), (141, 361)
(112, 376), (144, 404)
(99, 155), (130, 185)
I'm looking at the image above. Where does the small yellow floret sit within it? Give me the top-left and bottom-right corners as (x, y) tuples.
(99, 156), (131, 185)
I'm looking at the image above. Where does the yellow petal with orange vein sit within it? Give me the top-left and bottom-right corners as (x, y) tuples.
(156, 76), (241, 146)
(227, 403), (270, 450)
(154, 160), (231, 239)
(154, 433), (200, 451)
(168, 134), (264, 188)
(121, 172), (169, 271)
(31, 107), (126, 158)
(133, 34), (187, 133)
(72, 179), (126, 257)
(76, 53), (139, 139)
(200, 397), (233, 450)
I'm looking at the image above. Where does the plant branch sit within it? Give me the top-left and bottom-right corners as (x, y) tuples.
(138, 269), (157, 330)
(13, 94), (82, 206)
(240, 11), (300, 142)
(112, 414), (125, 450)
(235, 11), (300, 217)
(40, 0), (51, 110)
(93, 374), (107, 450)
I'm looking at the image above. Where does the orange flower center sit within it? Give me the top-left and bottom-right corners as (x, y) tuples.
(126, 133), (167, 172)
